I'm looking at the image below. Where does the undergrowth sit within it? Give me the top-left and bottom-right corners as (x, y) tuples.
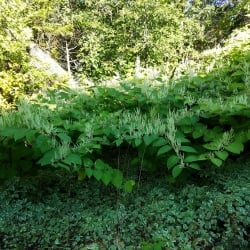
(0, 46), (249, 189)
(0, 157), (249, 249)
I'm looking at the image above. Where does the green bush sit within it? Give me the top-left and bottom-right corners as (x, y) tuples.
(0, 159), (249, 249)
(0, 46), (249, 187)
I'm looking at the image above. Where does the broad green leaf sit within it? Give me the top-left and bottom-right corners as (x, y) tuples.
(57, 133), (71, 143)
(152, 138), (168, 147)
(83, 158), (93, 167)
(115, 138), (123, 146)
(143, 134), (158, 146)
(167, 155), (179, 169)
(123, 180), (135, 193)
(112, 170), (123, 188)
(51, 162), (70, 171)
(180, 125), (192, 134)
(198, 154), (207, 161)
(157, 145), (172, 156)
(184, 154), (198, 163)
(215, 151), (229, 161)
(234, 133), (248, 143)
(90, 144), (101, 149)
(134, 138), (142, 147)
(102, 169), (113, 186)
(95, 159), (106, 170)
(64, 153), (82, 165)
(225, 141), (244, 154)
(38, 150), (55, 166)
(203, 143), (217, 150)
(211, 158), (223, 167)
(25, 130), (37, 143)
(192, 123), (207, 139)
(192, 130), (203, 139)
(85, 167), (93, 177)
(93, 169), (103, 180)
(180, 146), (197, 153)
(172, 165), (183, 178)
(35, 135), (51, 153)
(175, 131), (190, 143)
(13, 128), (29, 141)
(189, 163), (201, 170)
(0, 128), (15, 137)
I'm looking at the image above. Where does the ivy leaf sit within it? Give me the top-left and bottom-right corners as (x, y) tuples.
(167, 155), (179, 169)
(180, 146), (197, 153)
(211, 158), (223, 167)
(215, 151), (229, 161)
(157, 145), (172, 156)
(123, 180), (135, 193)
(225, 141), (244, 154)
(172, 165), (183, 178)
(143, 134), (158, 146)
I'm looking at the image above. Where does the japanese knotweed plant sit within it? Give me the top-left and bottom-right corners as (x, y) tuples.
(0, 99), (135, 191)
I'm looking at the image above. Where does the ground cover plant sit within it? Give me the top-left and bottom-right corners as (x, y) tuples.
(0, 157), (249, 249)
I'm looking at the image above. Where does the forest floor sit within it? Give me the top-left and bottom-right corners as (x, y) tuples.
(0, 156), (249, 249)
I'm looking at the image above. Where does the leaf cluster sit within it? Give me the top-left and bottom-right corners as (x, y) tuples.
(0, 45), (249, 189)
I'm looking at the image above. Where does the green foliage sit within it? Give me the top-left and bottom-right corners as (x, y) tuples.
(0, 42), (249, 187)
(0, 160), (249, 249)
(0, 0), (71, 110)
(74, 0), (204, 79)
